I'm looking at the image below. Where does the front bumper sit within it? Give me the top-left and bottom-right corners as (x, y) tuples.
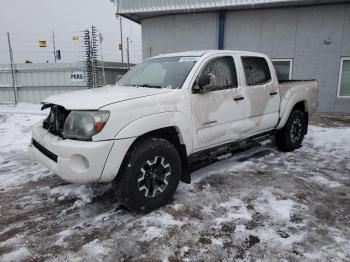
(31, 122), (114, 183)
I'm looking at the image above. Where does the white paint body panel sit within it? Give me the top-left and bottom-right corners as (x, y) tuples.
(43, 86), (173, 110)
(32, 50), (318, 183)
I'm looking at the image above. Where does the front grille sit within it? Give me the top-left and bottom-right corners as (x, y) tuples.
(32, 139), (58, 162)
(43, 105), (70, 138)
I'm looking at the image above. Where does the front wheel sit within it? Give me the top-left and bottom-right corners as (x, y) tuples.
(113, 138), (181, 213)
(275, 110), (307, 152)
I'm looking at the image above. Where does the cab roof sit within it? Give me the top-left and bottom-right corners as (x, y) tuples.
(150, 50), (265, 59)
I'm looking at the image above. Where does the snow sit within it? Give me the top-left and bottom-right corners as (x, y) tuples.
(254, 190), (299, 221)
(211, 238), (224, 246)
(55, 229), (73, 246)
(81, 239), (111, 258)
(50, 184), (112, 210)
(1, 247), (31, 261)
(308, 175), (342, 188)
(305, 125), (350, 156)
(0, 104), (349, 261)
(141, 212), (184, 227)
(0, 102), (47, 115)
(140, 226), (164, 241)
(216, 198), (252, 224)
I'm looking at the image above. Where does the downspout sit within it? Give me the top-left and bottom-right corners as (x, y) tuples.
(218, 10), (226, 50)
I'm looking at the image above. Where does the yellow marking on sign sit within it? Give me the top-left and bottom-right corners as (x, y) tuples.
(118, 43), (123, 50)
(39, 41), (47, 47)
(72, 36), (80, 41)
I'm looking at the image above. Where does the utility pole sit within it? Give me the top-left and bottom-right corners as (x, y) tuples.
(7, 32), (17, 105)
(126, 37), (130, 70)
(113, 0), (124, 63)
(99, 33), (106, 86)
(91, 26), (97, 88)
(83, 29), (93, 88)
(119, 16), (124, 63)
(91, 26), (100, 88)
(52, 31), (57, 63)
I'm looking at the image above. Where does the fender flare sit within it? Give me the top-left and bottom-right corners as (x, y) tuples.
(114, 111), (193, 153)
(276, 95), (308, 130)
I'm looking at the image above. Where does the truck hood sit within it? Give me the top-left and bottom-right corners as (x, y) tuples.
(43, 85), (174, 110)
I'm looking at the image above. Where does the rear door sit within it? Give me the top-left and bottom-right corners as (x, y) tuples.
(240, 56), (280, 134)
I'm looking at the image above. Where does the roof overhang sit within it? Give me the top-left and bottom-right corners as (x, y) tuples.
(115, 0), (350, 23)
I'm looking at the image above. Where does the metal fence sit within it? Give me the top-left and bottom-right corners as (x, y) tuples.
(0, 61), (128, 104)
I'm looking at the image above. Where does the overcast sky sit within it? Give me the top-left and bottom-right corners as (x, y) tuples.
(0, 0), (142, 64)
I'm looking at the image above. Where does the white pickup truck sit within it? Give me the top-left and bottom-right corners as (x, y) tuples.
(31, 50), (318, 212)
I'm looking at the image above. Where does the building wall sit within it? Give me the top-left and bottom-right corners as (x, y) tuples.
(141, 3), (350, 113)
(142, 13), (218, 58)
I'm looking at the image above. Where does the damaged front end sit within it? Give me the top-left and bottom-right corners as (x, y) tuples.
(41, 103), (70, 138)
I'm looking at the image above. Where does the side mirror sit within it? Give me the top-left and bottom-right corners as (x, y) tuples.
(116, 75), (123, 84)
(193, 74), (211, 94)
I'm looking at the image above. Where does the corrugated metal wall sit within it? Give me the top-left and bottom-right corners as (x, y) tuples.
(140, 3), (350, 113)
(117, 0), (302, 13)
(0, 62), (127, 104)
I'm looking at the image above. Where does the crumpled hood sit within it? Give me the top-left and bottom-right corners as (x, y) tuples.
(43, 85), (173, 110)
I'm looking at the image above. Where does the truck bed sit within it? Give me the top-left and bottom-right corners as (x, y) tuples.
(279, 79), (318, 116)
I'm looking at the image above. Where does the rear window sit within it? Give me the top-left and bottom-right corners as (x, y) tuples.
(242, 56), (271, 86)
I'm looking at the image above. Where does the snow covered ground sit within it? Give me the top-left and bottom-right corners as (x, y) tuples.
(0, 103), (349, 261)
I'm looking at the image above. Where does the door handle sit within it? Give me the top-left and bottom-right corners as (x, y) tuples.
(269, 91), (278, 96)
(233, 96), (245, 101)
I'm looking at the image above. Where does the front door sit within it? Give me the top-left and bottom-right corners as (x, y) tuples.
(190, 55), (248, 152)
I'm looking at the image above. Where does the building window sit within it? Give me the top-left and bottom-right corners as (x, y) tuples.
(338, 58), (350, 98)
(271, 59), (293, 81)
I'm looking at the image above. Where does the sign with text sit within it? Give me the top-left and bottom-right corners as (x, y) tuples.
(70, 72), (84, 82)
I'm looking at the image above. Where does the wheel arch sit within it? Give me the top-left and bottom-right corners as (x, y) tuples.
(118, 126), (191, 184)
(276, 99), (309, 131)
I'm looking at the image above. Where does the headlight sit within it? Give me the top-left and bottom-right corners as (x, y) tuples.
(63, 111), (110, 140)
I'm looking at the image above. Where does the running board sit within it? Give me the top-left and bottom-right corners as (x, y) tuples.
(187, 130), (275, 172)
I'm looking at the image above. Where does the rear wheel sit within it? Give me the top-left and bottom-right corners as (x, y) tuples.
(113, 138), (181, 213)
(276, 110), (307, 152)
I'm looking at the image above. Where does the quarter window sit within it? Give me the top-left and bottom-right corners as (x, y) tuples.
(199, 56), (238, 91)
(338, 58), (350, 97)
(242, 56), (271, 86)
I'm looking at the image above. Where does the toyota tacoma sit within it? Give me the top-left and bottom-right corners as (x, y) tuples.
(31, 50), (318, 212)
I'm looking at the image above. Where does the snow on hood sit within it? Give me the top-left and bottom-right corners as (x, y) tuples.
(42, 85), (174, 110)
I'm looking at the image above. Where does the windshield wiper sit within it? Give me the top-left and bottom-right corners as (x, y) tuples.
(133, 84), (163, 89)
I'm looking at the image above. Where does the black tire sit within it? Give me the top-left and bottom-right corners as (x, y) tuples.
(275, 110), (307, 152)
(113, 138), (181, 213)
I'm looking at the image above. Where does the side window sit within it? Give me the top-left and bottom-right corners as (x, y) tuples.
(199, 56), (238, 91)
(242, 56), (272, 86)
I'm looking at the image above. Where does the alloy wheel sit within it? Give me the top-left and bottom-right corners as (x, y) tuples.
(137, 156), (171, 198)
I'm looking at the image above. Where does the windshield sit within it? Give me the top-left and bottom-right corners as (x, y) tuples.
(118, 56), (198, 89)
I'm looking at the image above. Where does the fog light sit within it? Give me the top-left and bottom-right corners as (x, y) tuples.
(70, 154), (89, 173)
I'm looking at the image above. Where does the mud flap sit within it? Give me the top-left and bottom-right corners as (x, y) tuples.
(179, 144), (191, 184)
(180, 165), (191, 184)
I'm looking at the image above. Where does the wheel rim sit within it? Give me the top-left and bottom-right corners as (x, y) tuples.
(137, 156), (171, 198)
(290, 117), (302, 144)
